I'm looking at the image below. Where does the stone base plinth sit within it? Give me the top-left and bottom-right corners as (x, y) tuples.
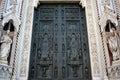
(112, 60), (120, 66)
(0, 64), (12, 80)
(108, 61), (120, 80)
(0, 60), (8, 66)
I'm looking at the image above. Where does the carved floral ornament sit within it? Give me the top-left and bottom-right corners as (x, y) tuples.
(34, 0), (87, 8)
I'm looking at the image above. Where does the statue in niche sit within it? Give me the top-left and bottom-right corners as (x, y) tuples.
(69, 33), (78, 60)
(42, 33), (49, 58)
(106, 27), (120, 60)
(0, 30), (12, 62)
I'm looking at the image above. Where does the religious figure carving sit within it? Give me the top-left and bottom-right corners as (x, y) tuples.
(42, 33), (49, 58)
(72, 66), (78, 77)
(69, 33), (78, 60)
(41, 66), (49, 77)
(0, 30), (12, 62)
(106, 27), (120, 60)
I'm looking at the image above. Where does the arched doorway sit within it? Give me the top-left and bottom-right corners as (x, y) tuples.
(28, 3), (91, 80)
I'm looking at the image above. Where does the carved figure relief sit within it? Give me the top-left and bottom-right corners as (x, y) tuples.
(41, 66), (49, 77)
(41, 33), (49, 58)
(109, 28), (119, 60)
(106, 27), (120, 61)
(72, 66), (78, 77)
(69, 33), (78, 60)
(0, 30), (12, 62)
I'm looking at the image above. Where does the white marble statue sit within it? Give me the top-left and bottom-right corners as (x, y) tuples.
(107, 27), (119, 60)
(0, 30), (12, 62)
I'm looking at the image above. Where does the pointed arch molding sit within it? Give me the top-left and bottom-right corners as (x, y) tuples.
(99, 11), (118, 32)
(2, 13), (21, 32)
(34, 0), (87, 7)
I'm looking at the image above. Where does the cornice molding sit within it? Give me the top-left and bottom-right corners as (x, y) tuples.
(34, 0), (87, 8)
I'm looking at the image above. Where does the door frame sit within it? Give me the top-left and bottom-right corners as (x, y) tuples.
(28, 4), (92, 80)
(16, 0), (108, 80)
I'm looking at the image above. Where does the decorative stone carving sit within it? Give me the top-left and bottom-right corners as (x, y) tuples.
(34, 0), (87, 7)
(99, 3), (118, 32)
(108, 63), (120, 79)
(69, 33), (78, 60)
(0, 30), (12, 64)
(34, 0), (40, 8)
(106, 27), (120, 61)
(3, 14), (21, 32)
(0, 64), (12, 80)
(79, 0), (87, 7)
(41, 33), (49, 58)
(101, 0), (110, 6)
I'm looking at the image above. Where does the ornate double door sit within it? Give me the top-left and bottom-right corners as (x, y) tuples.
(29, 4), (91, 80)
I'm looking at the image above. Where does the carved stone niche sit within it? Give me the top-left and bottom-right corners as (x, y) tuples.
(3, 20), (15, 37)
(99, 4), (118, 32)
(0, 64), (12, 80)
(104, 20), (120, 65)
(0, 19), (15, 65)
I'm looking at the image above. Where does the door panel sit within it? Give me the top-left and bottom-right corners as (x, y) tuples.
(28, 4), (91, 80)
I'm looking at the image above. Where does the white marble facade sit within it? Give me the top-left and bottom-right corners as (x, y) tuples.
(0, 0), (120, 80)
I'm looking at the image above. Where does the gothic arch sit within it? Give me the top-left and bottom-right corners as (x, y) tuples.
(2, 13), (21, 32)
(105, 20), (117, 32)
(3, 19), (15, 32)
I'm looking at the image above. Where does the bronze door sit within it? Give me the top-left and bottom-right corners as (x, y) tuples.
(28, 4), (91, 80)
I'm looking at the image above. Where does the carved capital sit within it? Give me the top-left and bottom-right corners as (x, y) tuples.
(34, 0), (40, 8)
(79, 0), (87, 8)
